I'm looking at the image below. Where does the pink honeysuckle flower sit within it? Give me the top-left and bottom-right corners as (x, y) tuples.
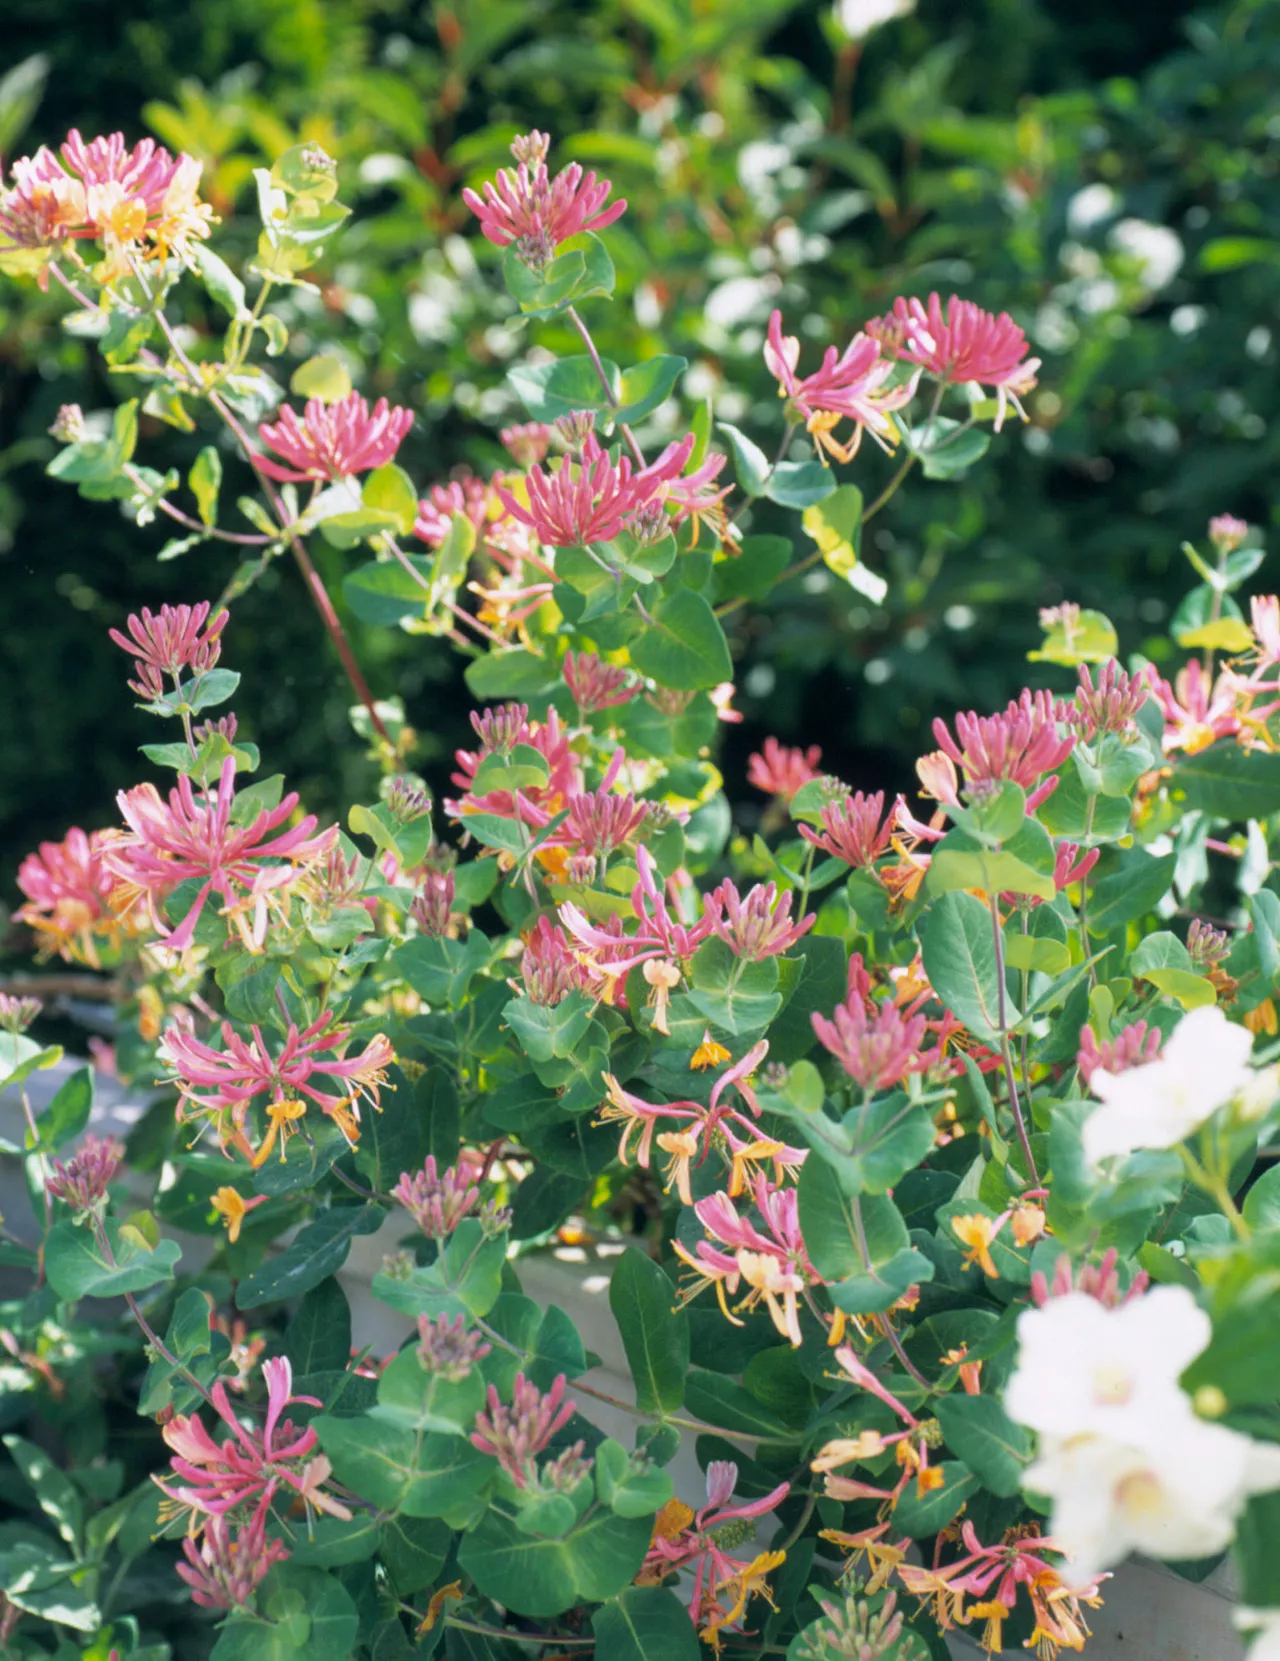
(106, 756), (336, 953)
(500, 421), (553, 465)
(597, 1073), (700, 1170)
(1149, 660), (1240, 755)
(867, 292), (1040, 428)
(462, 130), (626, 264)
(747, 738), (822, 802)
(494, 430), (694, 548)
(1030, 1245), (1150, 1309)
(0, 130), (213, 267)
(710, 681), (743, 724)
(109, 602), (228, 701)
(157, 1356), (350, 1529)
(16, 826), (134, 966)
(160, 1015), (393, 1157)
(392, 1153), (483, 1238)
(1052, 841), (1099, 892)
(46, 1134), (124, 1212)
(559, 843), (717, 985)
(706, 879), (814, 961)
(931, 689), (1075, 808)
(1250, 595), (1280, 668)
(765, 309), (916, 463)
(812, 977), (931, 1094)
(0, 992), (42, 1035)
(562, 649), (637, 713)
(412, 471), (495, 548)
(798, 788), (896, 869)
(471, 1371), (577, 1489)
(641, 1459), (789, 1614)
(662, 449), (733, 533)
(1076, 1020), (1162, 1089)
(706, 1038), (771, 1125)
(256, 392), (413, 484)
(558, 784), (651, 858)
(176, 1507), (288, 1610)
(673, 1173), (818, 1346)
(1072, 659), (1155, 741)
(417, 1312), (492, 1380)
(447, 704), (581, 841)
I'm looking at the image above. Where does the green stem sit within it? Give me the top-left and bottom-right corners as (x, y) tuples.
(988, 895), (1039, 1186)
(566, 303), (645, 467)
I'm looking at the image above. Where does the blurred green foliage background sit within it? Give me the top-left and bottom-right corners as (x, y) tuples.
(3, 0), (1277, 906)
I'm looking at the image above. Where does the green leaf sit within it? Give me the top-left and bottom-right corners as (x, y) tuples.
(379, 1515), (451, 1595)
(363, 463), (419, 536)
(314, 1414), (490, 1517)
(459, 1507), (653, 1617)
(714, 534), (791, 604)
(801, 482), (862, 584)
(594, 1438), (674, 1517)
(284, 1278), (353, 1376)
(1170, 744), (1280, 823)
(1086, 850), (1177, 934)
(797, 1168), (932, 1313)
(236, 1204), (384, 1310)
(343, 556), (433, 624)
(910, 417), (991, 480)
(920, 890), (1011, 1041)
(892, 1462), (979, 1538)
(685, 936), (781, 1035)
(45, 1219), (181, 1300)
(465, 647), (562, 702)
(189, 446), (222, 527)
(1244, 1164), (1280, 1232)
(192, 243), (248, 318)
(609, 1250), (689, 1414)
(3, 1437), (83, 1550)
(319, 507), (404, 549)
(927, 846), (1055, 902)
(717, 423), (770, 497)
(615, 355), (686, 424)
(290, 354), (352, 403)
(509, 354), (620, 423)
(592, 1587), (700, 1661)
(503, 992), (593, 1063)
(683, 1370), (795, 1439)
(794, 1096), (937, 1198)
(35, 1065), (92, 1149)
(933, 1394), (1032, 1497)
(627, 589), (732, 691)
(766, 459), (837, 509)
(376, 1345), (485, 1435)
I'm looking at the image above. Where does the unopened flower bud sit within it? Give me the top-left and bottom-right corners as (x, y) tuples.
(552, 409), (597, 458)
(510, 130), (552, 170)
(46, 1134), (124, 1213)
(411, 869), (455, 938)
(0, 993), (42, 1035)
(1193, 1384), (1228, 1419)
(1209, 514), (1249, 555)
(416, 1313), (491, 1381)
(384, 776), (432, 825)
(49, 404), (86, 443)
(381, 1249), (416, 1281)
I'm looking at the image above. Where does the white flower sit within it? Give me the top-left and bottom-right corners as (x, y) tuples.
(833, 0), (915, 42)
(1236, 1607), (1280, 1661)
(1004, 1287), (1210, 1446)
(1082, 1004), (1255, 1165)
(1028, 1418), (1280, 1587)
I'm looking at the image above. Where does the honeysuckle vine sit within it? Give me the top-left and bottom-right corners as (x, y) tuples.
(6, 120), (1280, 1661)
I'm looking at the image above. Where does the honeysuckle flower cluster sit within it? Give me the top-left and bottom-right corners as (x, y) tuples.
(15, 825), (137, 965)
(470, 1371), (579, 1489)
(107, 755), (337, 954)
(45, 1134), (124, 1213)
(495, 427), (695, 547)
(157, 1357), (350, 1534)
(0, 129), (214, 281)
(257, 392), (414, 484)
(867, 291), (1041, 426)
(160, 1014), (394, 1160)
(640, 1461), (790, 1646)
(109, 601), (228, 701)
(462, 129), (626, 269)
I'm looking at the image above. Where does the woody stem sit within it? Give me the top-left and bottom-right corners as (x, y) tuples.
(988, 895), (1039, 1186)
(566, 304), (646, 467)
